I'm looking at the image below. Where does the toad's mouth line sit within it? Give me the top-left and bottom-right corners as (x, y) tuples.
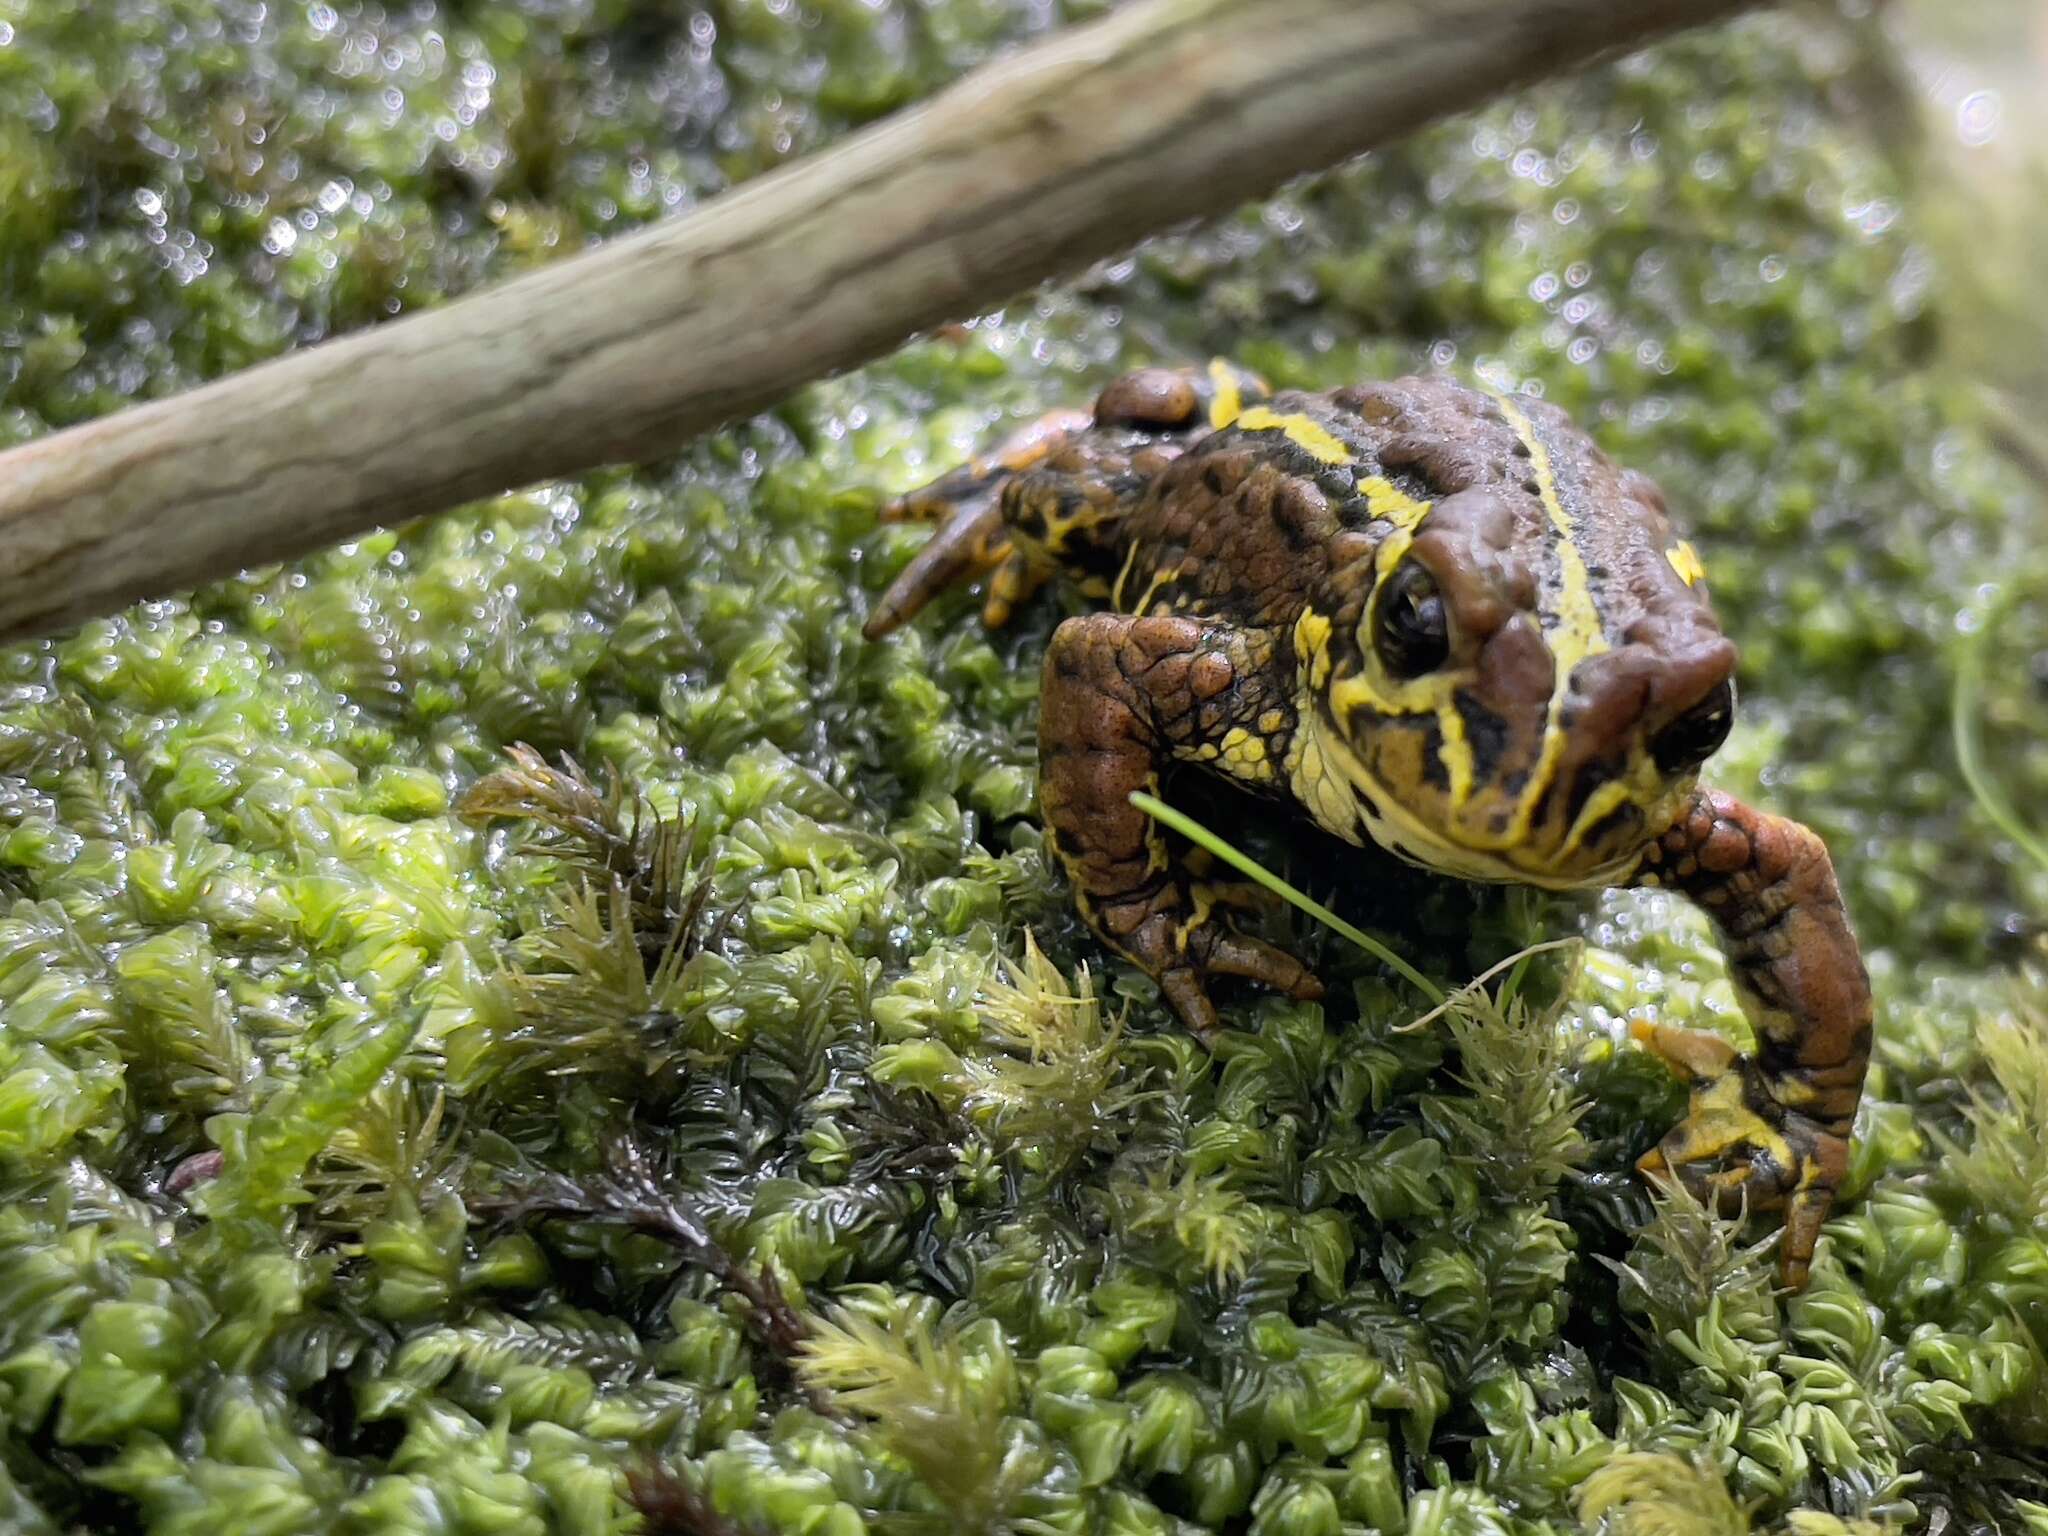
(1303, 715), (1661, 890)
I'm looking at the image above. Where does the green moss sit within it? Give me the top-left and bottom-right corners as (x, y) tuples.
(0, 1), (2042, 1532)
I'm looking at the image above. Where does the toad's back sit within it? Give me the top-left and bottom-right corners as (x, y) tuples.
(1109, 375), (1711, 656)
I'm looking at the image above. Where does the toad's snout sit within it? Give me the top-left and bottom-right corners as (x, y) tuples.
(1558, 635), (1738, 773)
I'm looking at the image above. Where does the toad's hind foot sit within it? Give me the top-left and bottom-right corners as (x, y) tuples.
(863, 408), (1093, 640)
(879, 408), (1098, 529)
(864, 364), (1260, 641)
(1631, 1019), (1849, 1291)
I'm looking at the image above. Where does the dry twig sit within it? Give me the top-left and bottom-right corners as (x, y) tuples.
(0, 0), (1760, 641)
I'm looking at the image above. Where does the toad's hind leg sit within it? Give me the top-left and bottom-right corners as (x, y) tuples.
(863, 364), (1267, 640)
(1039, 611), (1321, 1043)
(1632, 788), (1874, 1290)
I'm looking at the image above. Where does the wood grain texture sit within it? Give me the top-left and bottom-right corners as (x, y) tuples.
(0, 0), (1759, 640)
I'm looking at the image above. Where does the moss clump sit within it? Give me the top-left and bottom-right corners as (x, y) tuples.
(0, 1), (2044, 1533)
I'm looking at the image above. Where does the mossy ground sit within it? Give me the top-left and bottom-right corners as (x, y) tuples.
(0, 2), (2043, 1533)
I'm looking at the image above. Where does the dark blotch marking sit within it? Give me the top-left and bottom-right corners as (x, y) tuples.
(1563, 752), (1627, 826)
(1416, 719), (1450, 791)
(1453, 689), (1511, 786)
(1315, 467), (1357, 503)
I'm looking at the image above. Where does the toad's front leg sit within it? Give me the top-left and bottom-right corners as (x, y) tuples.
(1039, 612), (1321, 1044)
(1632, 787), (1873, 1289)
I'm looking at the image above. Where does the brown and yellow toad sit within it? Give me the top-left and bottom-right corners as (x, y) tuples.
(864, 362), (1872, 1289)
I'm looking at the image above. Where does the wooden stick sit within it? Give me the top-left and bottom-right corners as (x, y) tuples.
(0, 0), (1757, 641)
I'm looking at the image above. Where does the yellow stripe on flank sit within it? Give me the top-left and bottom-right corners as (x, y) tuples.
(1207, 358), (1244, 430)
(1358, 474), (1432, 531)
(1667, 540), (1706, 586)
(1234, 406), (1351, 465)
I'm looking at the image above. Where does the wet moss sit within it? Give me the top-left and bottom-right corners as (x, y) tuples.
(0, 1), (2043, 1532)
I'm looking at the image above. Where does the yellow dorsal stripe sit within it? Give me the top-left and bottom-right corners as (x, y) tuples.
(1492, 394), (1611, 844)
(1494, 396), (1604, 649)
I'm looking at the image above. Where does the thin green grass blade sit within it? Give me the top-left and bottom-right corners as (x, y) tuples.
(1394, 938), (1580, 1034)
(1953, 589), (2048, 878)
(1128, 790), (1446, 1004)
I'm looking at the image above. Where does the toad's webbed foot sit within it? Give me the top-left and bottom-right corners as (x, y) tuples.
(1038, 611), (1316, 1043)
(862, 364), (1266, 640)
(1633, 788), (1872, 1290)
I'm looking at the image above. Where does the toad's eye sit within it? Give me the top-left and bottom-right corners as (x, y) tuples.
(1372, 562), (1449, 678)
(1651, 678), (1735, 774)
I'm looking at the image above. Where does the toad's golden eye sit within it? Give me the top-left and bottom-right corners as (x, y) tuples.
(1372, 562), (1449, 678)
(1651, 677), (1735, 774)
